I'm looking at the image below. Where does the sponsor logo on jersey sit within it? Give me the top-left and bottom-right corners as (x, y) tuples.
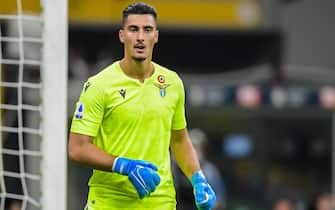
(154, 83), (170, 97)
(75, 102), (84, 119)
(84, 81), (91, 92)
(119, 89), (126, 99)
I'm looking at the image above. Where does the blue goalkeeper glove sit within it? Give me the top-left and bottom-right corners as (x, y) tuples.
(113, 157), (161, 199)
(191, 171), (216, 210)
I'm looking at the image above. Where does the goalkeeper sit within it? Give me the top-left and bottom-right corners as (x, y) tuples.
(68, 2), (216, 210)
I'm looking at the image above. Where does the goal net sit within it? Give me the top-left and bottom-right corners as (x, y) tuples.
(0, 0), (67, 210)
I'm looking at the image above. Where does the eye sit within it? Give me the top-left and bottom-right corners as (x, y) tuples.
(128, 26), (138, 32)
(144, 27), (153, 32)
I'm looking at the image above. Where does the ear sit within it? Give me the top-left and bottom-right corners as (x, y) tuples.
(119, 29), (124, 43)
(154, 30), (159, 44)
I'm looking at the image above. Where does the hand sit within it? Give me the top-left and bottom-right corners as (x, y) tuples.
(191, 171), (216, 210)
(113, 157), (161, 199)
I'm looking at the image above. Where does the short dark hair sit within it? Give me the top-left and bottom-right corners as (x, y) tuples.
(122, 2), (157, 26)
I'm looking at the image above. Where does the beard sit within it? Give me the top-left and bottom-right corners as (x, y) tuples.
(132, 55), (147, 62)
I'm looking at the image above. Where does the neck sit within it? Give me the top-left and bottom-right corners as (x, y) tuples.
(119, 57), (154, 83)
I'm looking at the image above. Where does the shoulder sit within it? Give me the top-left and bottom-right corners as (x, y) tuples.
(78, 61), (119, 98)
(87, 61), (120, 87)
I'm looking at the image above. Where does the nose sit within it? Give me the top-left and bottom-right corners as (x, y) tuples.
(136, 30), (145, 42)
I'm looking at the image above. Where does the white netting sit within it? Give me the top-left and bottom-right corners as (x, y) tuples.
(0, 1), (43, 209)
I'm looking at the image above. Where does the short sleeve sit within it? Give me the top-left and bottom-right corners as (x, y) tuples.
(171, 76), (187, 130)
(70, 80), (105, 137)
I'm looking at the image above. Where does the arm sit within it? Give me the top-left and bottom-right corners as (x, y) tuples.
(68, 132), (160, 199)
(170, 128), (216, 210)
(68, 132), (116, 171)
(170, 128), (200, 179)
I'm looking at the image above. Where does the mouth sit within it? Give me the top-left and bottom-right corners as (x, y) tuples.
(134, 45), (146, 51)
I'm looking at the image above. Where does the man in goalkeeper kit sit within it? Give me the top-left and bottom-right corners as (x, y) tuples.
(68, 2), (216, 210)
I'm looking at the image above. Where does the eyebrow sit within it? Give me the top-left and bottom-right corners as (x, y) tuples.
(143, 26), (154, 30)
(126, 25), (155, 30)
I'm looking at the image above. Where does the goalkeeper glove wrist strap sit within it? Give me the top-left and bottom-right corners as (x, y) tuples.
(111, 157), (119, 172)
(112, 157), (130, 175)
(191, 170), (207, 186)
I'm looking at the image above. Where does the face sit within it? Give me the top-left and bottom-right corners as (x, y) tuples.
(119, 14), (159, 61)
(273, 200), (293, 210)
(317, 194), (334, 210)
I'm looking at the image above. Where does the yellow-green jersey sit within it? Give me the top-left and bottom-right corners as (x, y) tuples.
(70, 61), (187, 210)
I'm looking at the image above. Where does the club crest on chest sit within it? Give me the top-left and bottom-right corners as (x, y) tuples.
(155, 75), (170, 97)
(154, 83), (170, 97)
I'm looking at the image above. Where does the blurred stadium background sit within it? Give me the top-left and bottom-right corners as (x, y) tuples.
(1, 0), (335, 210)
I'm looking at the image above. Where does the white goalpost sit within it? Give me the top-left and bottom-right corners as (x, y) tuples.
(41, 0), (68, 210)
(0, 0), (68, 209)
